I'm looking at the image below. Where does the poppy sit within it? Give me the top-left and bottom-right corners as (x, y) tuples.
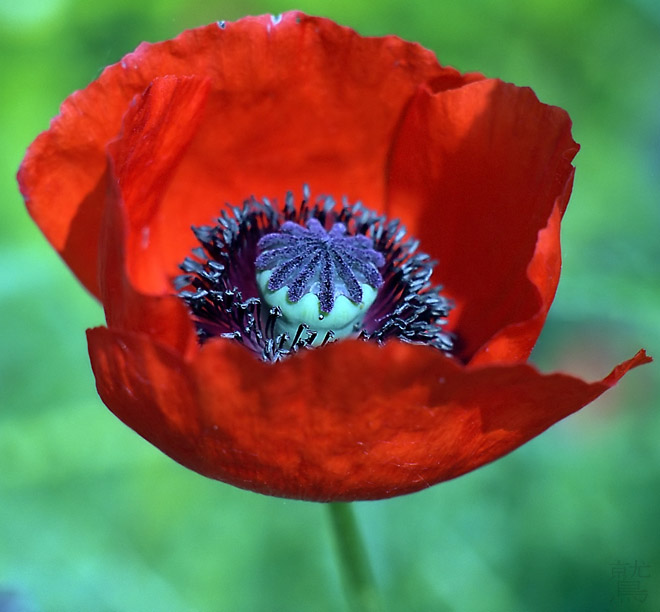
(18, 12), (649, 501)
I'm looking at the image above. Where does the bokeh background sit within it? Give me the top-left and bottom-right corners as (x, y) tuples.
(1, 0), (658, 611)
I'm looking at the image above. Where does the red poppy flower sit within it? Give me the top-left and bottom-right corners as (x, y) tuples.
(18, 12), (650, 501)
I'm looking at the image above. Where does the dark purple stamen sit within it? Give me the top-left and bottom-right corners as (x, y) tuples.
(255, 218), (385, 313)
(176, 190), (454, 362)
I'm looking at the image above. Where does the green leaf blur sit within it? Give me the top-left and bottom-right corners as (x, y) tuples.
(1, 1), (658, 610)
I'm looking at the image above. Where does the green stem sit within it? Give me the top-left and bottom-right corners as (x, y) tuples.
(327, 503), (383, 612)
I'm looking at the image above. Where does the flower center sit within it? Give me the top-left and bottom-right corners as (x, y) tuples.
(176, 189), (454, 362)
(255, 218), (385, 345)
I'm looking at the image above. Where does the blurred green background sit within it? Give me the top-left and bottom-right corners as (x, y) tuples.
(1, 0), (658, 610)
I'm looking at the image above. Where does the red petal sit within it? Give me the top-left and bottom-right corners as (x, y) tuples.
(87, 328), (649, 502)
(98, 183), (196, 355)
(470, 198), (566, 365)
(18, 12), (475, 297)
(107, 75), (211, 294)
(97, 77), (203, 355)
(122, 15), (477, 291)
(387, 80), (579, 363)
